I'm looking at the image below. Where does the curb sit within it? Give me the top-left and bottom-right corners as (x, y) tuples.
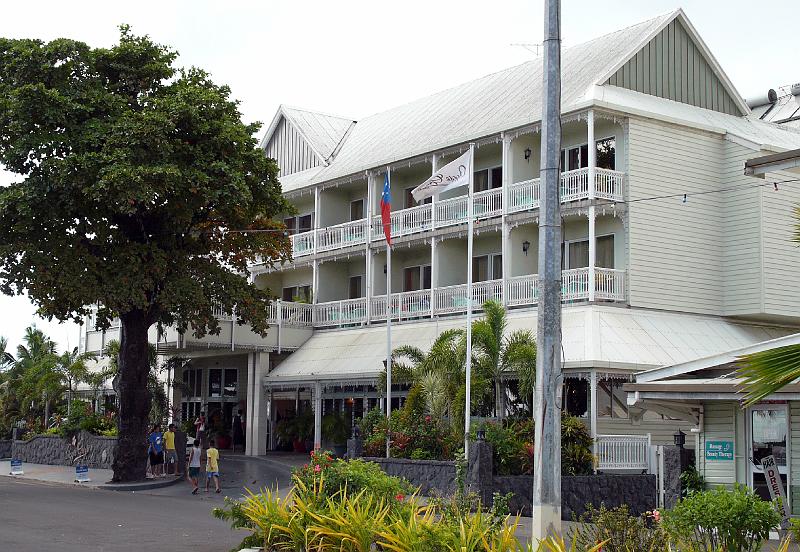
(99, 475), (185, 492)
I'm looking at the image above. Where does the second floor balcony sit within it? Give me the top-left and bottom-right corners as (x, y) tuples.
(290, 167), (625, 258)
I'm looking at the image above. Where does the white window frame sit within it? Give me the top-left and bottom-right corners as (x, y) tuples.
(472, 253), (503, 280)
(350, 198), (365, 221)
(402, 264), (432, 291)
(563, 233), (614, 270)
(561, 134), (617, 171)
(473, 164), (503, 192)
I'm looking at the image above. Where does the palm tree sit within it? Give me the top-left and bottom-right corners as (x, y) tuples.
(738, 209), (800, 405)
(390, 328), (468, 431)
(55, 347), (93, 415)
(470, 300), (537, 418)
(15, 327), (59, 426)
(0, 337), (15, 370)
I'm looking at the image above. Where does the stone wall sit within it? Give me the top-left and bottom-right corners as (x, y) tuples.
(0, 439), (11, 459)
(494, 474), (657, 518)
(12, 430), (116, 469)
(363, 457), (457, 495)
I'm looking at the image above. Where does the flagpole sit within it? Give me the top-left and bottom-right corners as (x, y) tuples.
(464, 143), (475, 457)
(385, 166), (393, 459)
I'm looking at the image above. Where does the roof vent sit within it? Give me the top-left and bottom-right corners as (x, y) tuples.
(791, 83), (800, 96)
(746, 89), (778, 108)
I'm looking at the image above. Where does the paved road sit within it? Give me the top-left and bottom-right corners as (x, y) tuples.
(0, 455), (297, 552)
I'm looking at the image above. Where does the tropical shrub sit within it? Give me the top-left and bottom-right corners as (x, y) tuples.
(661, 484), (781, 552)
(359, 407), (458, 460)
(679, 465), (705, 496)
(571, 504), (668, 552)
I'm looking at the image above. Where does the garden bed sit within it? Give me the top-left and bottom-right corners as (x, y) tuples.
(12, 430), (116, 469)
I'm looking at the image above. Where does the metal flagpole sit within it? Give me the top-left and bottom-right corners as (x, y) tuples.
(533, 0), (563, 540)
(464, 143), (475, 457)
(385, 166), (393, 459)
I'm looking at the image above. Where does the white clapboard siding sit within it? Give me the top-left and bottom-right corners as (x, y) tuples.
(721, 141), (763, 315)
(627, 117), (724, 315)
(761, 171), (800, 318)
(697, 402), (739, 488)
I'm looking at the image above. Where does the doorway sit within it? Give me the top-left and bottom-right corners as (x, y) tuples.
(748, 403), (789, 503)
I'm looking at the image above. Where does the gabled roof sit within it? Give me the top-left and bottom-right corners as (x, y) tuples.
(261, 105), (355, 163)
(273, 9), (800, 194)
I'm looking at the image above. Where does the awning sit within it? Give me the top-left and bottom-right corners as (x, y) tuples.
(264, 305), (795, 388)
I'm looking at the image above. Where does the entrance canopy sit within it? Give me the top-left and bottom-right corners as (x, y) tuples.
(264, 305), (795, 389)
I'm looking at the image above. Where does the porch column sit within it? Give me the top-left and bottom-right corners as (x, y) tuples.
(501, 133), (511, 305)
(587, 110), (596, 302)
(246, 352), (269, 456)
(295, 387), (300, 414)
(313, 186), (320, 256)
(268, 388), (275, 451)
(589, 369), (598, 463)
(313, 381), (323, 450)
(366, 172), (374, 325)
(430, 154), (439, 318)
(312, 260), (320, 307)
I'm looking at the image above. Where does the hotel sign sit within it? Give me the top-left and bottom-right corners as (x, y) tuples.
(705, 440), (734, 461)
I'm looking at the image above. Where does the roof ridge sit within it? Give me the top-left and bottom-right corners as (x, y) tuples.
(280, 104), (356, 123)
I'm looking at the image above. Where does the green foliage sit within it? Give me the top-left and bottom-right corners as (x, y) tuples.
(275, 406), (314, 443)
(51, 399), (115, 436)
(661, 485), (781, 552)
(571, 504), (668, 552)
(293, 450), (413, 505)
(359, 407), (458, 460)
(679, 465), (705, 497)
(322, 411), (351, 445)
(216, 453), (523, 552)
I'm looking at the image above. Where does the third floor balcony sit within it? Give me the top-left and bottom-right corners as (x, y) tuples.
(290, 167), (624, 258)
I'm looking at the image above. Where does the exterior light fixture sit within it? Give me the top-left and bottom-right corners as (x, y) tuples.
(673, 429), (686, 448)
(524, 147), (532, 162)
(383, 264), (387, 274)
(522, 240), (530, 256)
(476, 428), (486, 441)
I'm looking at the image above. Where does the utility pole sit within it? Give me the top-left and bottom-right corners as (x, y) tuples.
(532, 0), (562, 541)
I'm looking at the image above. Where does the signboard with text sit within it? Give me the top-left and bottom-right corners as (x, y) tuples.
(705, 440), (734, 461)
(761, 455), (789, 528)
(9, 459), (23, 475)
(74, 464), (90, 483)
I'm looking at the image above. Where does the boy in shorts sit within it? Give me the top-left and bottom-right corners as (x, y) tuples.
(205, 438), (221, 493)
(147, 423), (164, 478)
(188, 438), (202, 494)
(163, 423), (178, 475)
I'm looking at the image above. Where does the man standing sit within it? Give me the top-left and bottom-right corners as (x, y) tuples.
(163, 423), (179, 476)
(147, 424), (165, 478)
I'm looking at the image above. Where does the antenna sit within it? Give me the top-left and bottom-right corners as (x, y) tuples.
(510, 43), (542, 56)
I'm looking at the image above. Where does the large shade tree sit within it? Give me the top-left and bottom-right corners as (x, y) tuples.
(0, 29), (290, 480)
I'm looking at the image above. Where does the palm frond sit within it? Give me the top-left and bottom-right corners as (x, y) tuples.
(738, 343), (800, 405)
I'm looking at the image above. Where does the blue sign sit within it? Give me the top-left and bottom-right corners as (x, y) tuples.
(10, 459), (23, 475)
(75, 465), (90, 482)
(705, 440), (734, 461)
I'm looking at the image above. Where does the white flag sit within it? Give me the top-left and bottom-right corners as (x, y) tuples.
(411, 149), (472, 202)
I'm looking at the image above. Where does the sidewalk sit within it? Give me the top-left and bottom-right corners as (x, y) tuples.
(0, 460), (182, 491)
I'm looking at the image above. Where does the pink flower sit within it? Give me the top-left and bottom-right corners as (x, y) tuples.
(425, 416), (431, 423)
(651, 510), (661, 522)
(314, 464), (321, 473)
(395, 493), (405, 501)
(303, 464), (308, 469)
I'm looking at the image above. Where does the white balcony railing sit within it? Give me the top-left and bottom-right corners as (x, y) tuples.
(318, 219), (369, 252)
(314, 298), (368, 327)
(596, 434), (651, 471)
(291, 168), (625, 254)
(595, 267), (626, 301)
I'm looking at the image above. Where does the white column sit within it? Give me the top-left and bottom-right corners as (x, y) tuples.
(430, 154), (439, 318)
(268, 388), (274, 451)
(246, 352), (269, 456)
(314, 381), (323, 450)
(312, 260), (319, 306)
(501, 133), (512, 306)
(589, 369), (598, 465)
(313, 186), (321, 256)
(366, 172), (374, 325)
(587, 110), (596, 302)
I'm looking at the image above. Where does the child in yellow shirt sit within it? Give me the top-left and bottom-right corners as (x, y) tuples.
(205, 439), (220, 493)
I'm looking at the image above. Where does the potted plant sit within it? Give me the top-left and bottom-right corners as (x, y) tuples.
(322, 412), (351, 457)
(214, 424), (232, 450)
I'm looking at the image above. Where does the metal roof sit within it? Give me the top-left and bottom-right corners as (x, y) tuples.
(263, 305), (795, 386)
(262, 105), (355, 163)
(751, 85), (800, 129)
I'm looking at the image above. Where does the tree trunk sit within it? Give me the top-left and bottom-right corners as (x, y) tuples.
(44, 393), (50, 429)
(494, 380), (504, 420)
(112, 309), (152, 482)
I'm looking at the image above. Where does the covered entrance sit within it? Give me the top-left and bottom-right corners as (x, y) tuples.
(749, 403), (789, 501)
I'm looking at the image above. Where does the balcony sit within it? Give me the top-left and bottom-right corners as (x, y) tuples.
(290, 168), (625, 258)
(311, 267), (626, 328)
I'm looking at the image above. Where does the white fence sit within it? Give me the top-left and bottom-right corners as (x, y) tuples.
(596, 434), (652, 472)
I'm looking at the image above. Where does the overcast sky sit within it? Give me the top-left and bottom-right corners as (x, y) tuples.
(0, 0), (795, 354)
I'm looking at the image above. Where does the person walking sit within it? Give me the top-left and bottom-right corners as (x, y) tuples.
(232, 409), (244, 453)
(204, 438), (221, 493)
(147, 423), (165, 478)
(164, 423), (179, 476)
(188, 438), (202, 495)
(194, 411), (206, 448)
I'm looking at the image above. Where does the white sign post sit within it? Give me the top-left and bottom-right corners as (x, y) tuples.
(760, 455), (789, 530)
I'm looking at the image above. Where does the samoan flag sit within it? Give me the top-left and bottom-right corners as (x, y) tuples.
(380, 173), (392, 245)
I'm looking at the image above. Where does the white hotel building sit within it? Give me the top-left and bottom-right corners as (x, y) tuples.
(80, 9), (800, 465)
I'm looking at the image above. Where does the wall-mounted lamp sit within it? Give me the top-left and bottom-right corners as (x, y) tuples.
(673, 429), (686, 449)
(524, 147), (532, 162)
(522, 240), (530, 256)
(383, 264), (387, 274)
